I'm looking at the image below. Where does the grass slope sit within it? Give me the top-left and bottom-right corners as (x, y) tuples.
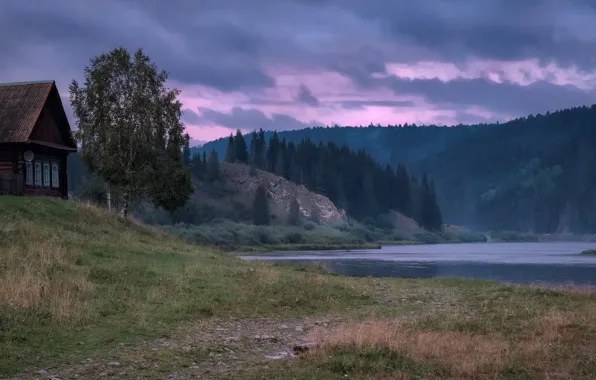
(1, 197), (596, 379)
(0, 197), (368, 376)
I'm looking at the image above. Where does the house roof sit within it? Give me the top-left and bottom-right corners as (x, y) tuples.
(0, 80), (76, 148)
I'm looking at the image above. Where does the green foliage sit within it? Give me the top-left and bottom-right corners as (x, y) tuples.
(310, 205), (321, 224)
(303, 222), (316, 231)
(252, 184), (270, 225)
(234, 129), (248, 164)
(581, 249), (596, 255)
(288, 198), (301, 226)
(182, 133), (191, 167)
(206, 150), (220, 181)
(489, 230), (538, 242)
(164, 219), (365, 251)
(225, 134), (236, 163)
(69, 47), (192, 212)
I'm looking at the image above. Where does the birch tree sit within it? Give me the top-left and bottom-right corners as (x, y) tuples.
(69, 47), (192, 219)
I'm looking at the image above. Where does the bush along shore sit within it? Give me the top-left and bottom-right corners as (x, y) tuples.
(161, 219), (489, 252)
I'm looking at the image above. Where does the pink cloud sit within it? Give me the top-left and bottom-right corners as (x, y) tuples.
(385, 59), (596, 89)
(56, 59), (590, 142)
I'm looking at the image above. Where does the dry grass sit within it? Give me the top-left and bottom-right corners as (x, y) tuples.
(251, 263), (280, 285)
(309, 320), (509, 377)
(0, 225), (94, 322)
(306, 298), (596, 379)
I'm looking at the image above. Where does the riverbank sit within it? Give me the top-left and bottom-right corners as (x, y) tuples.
(3, 198), (596, 379)
(162, 220), (489, 253)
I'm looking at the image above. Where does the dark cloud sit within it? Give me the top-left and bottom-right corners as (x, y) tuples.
(341, 100), (415, 110)
(181, 109), (203, 126)
(317, 0), (596, 69)
(387, 76), (596, 116)
(190, 107), (320, 131)
(296, 85), (319, 106)
(1, 0), (595, 126)
(0, 0), (276, 91)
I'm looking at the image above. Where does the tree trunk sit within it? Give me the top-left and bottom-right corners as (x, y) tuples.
(106, 184), (112, 212)
(119, 193), (128, 222)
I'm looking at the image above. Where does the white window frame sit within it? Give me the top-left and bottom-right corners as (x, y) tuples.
(34, 162), (42, 186)
(43, 162), (50, 187)
(25, 162), (33, 185)
(51, 163), (59, 188)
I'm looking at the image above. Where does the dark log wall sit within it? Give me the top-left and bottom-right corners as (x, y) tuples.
(29, 106), (64, 145)
(0, 144), (23, 195)
(0, 144), (14, 173)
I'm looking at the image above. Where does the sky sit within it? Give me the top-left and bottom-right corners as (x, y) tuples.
(2, 0), (596, 144)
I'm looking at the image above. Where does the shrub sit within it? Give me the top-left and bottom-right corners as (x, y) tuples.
(490, 230), (538, 242)
(303, 222), (316, 231)
(284, 231), (305, 244)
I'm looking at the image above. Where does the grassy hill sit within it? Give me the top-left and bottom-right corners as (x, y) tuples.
(0, 197), (368, 376)
(1, 197), (596, 379)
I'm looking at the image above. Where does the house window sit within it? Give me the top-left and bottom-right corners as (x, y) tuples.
(43, 163), (50, 187)
(34, 162), (42, 186)
(51, 163), (59, 188)
(25, 162), (33, 185)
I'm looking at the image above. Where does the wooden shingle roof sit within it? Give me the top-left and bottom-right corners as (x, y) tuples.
(0, 80), (76, 147)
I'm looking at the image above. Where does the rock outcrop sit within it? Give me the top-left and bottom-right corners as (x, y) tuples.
(220, 163), (347, 225)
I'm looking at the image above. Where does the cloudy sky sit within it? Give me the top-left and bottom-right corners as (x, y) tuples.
(2, 0), (596, 143)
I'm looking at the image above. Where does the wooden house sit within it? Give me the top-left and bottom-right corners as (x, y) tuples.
(0, 80), (77, 198)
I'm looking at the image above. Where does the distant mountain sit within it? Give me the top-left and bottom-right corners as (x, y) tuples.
(199, 105), (596, 233)
(189, 138), (207, 147)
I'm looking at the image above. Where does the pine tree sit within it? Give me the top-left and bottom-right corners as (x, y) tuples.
(253, 184), (270, 225)
(362, 171), (378, 216)
(288, 198), (301, 226)
(249, 131), (258, 164)
(428, 180), (443, 231)
(310, 205), (321, 224)
(256, 129), (267, 169)
(395, 163), (410, 213)
(335, 174), (348, 212)
(182, 133), (191, 167)
(275, 149), (285, 176)
(267, 131), (280, 172)
(420, 174), (443, 231)
(225, 134), (235, 162)
(207, 150), (220, 181)
(234, 129), (248, 164)
(191, 152), (202, 179)
(201, 151), (208, 175)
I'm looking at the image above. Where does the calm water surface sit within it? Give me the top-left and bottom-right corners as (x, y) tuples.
(241, 242), (596, 287)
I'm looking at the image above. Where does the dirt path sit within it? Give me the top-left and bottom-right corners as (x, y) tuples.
(10, 282), (459, 380)
(10, 316), (346, 380)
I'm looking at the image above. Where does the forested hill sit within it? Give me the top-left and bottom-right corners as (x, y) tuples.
(198, 105), (596, 233)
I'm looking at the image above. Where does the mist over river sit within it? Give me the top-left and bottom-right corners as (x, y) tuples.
(242, 242), (596, 287)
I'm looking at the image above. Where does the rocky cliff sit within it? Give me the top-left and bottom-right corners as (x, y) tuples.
(218, 163), (347, 225)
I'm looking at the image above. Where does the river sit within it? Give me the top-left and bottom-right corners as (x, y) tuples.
(241, 242), (596, 287)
